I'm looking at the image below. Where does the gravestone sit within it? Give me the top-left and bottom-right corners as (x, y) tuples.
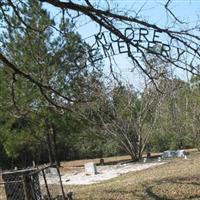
(162, 150), (176, 158)
(99, 158), (104, 166)
(84, 162), (97, 175)
(176, 150), (186, 158)
(45, 167), (58, 177)
(49, 167), (59, 176)
(147, 152), (151, 159)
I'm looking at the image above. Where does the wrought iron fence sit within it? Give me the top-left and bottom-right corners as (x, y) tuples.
(0, 165), (72, 200)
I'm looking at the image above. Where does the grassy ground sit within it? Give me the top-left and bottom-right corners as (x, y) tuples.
(64, 151), (200, 200)
(0, 150), (199, 200)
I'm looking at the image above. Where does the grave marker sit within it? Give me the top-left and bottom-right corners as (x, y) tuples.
(84, 162), (97, 175)
(176, 150), (186, 158)
(158, 157), (161, 162)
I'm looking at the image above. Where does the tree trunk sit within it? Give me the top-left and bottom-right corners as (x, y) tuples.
(50, 122), (60, 166)
(45, 118), (54, 165)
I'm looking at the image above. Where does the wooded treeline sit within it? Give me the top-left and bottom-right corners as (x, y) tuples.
(1, 74), (200, 169)
(0, 1), (200, 169)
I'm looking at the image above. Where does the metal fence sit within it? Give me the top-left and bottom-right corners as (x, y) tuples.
(0, 165), (71, 200)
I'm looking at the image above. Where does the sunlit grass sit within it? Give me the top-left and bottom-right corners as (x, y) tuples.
(65, 151), (200, 200)
(0, 151), (200, 200)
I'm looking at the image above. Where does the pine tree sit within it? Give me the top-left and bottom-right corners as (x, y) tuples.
(0, 0), (103, 167)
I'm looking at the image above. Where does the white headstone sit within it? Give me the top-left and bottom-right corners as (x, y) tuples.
(176, 150), (186, 158)
(84, 162), (97, 175)
(143, 158), (147, 163)
(46, 167), (59, 177)
(158, 157), (161, 162)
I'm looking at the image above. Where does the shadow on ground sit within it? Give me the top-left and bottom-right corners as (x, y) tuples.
(145, 176), (200, 200)
(83, 176), (200, 200)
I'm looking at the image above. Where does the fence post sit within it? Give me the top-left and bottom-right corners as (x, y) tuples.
(42, 169), (51, 200)
(56, 165), (66, 199)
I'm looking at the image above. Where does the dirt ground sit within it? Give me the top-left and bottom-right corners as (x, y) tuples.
(43, 156), (165, 185)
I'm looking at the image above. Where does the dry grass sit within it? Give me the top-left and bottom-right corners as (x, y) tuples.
(60, 155), (131, 168)
(65, 151), (200, 200)
(0, 150), (199, 200)
(59, 155), (134, 174)
(59, 153), (165, 174)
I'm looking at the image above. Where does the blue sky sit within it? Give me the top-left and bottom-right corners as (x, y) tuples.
(45, 0), (200, 90)
(74, 0), (200, 37)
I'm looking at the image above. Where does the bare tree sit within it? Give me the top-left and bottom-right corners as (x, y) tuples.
(96, 84), (161, 161)
(0, 0), (200, 109)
